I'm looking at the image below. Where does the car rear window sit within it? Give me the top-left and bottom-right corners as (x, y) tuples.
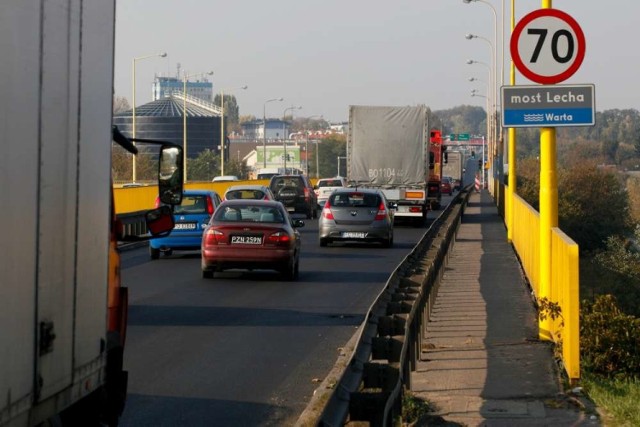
(215, 205), (285, 223)
(225, 189), (266, 200)
(330, 192), (380, 208)
(271, 177), (302, 190)
(173, 195), (209, 215)
(318, 179), (343, 187)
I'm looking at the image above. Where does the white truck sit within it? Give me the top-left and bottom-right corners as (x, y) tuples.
(442, 150), (465, 191)
(347, 105), (430, 224)
(1, 2), (183, 426)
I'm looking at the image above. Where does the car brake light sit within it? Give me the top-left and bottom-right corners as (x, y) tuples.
(267, 231), (291, 246)
(206, 196), (214, 215)
(374, 202), (387, 220)
(304, 187), (310, 201)
(204, 228), (224, 246)
(322, 200), (334, 220)
(154, 196), (161, 208)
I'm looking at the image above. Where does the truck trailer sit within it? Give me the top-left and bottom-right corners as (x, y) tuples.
(1, 2), (183, 426)
(442, 150), (465, 191)
(346, 105), (430, 225)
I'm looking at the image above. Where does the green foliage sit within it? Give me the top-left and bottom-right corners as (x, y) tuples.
(188, 149), (219, 181)
(401, 392), (431, 424)
(433, 105), (486, 135)
(595, 225), (640, 280)
(580, 295), (640, 377)
(311, 134), (346, 178)
(557, 162), (631, 251)
(224, 157), (250, 179)
(515, 157), (540, 209)
(214, 94), (241, 133)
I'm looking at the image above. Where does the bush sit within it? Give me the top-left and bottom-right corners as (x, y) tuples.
(580, 294), (640, 377)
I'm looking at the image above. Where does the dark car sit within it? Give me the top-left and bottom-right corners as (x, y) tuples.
(269, 174), (318, 219)
(318, 188), (394, 247)
(441, 176), (453, 195)
(149, 189), (223, 259)
(200, 200), (304, 280)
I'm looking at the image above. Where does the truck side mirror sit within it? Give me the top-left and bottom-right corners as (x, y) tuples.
(158, 146), (183, 205)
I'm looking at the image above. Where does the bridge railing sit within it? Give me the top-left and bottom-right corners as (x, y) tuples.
(509, 190), (580, 383)
(296, 186), (472, 426)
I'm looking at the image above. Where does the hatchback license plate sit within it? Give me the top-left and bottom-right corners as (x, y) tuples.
(342, 232), (366, 238)
(174, 222), (197, 230)
(231, 235), (262, 245)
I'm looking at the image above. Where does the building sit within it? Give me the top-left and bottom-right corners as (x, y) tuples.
(113, 93), (222, 160)
(241, 119), (290, 140)
(152, 75), (213, 102)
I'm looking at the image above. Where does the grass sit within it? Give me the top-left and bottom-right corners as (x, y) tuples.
(581, 372), (640, 426)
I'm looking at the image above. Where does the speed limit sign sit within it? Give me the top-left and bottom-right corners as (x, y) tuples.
(511, 9), (585, 84)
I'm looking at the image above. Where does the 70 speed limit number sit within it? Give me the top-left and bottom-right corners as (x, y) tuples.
(510, 9), (586, 84)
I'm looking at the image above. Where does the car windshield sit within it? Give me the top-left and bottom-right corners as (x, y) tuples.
(330, 192), (380, 208)
(173, 195), (209, 215)
(215, 205), (285, 223)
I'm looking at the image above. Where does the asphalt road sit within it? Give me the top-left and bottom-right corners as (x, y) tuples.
(118, 202), (453, 426)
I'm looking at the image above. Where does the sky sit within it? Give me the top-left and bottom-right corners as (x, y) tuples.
(114, 0), (639, 123)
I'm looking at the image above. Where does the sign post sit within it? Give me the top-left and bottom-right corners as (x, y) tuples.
(510, 6), (587, 342)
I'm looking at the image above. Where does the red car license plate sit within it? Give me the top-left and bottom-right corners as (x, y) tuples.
(231, 235), (262, 245)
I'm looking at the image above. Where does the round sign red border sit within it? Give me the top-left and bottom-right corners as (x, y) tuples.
(510, 8), (586, 84)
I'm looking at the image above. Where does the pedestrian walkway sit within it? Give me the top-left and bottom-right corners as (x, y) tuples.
(410, 190), (600, 426)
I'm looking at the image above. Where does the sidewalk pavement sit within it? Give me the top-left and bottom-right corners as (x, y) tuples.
(410, 190), (600, 426)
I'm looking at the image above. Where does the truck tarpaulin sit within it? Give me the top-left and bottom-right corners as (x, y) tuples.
(348, 105), (427, 186)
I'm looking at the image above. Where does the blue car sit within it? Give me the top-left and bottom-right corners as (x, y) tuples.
(149, 189), (222, 259)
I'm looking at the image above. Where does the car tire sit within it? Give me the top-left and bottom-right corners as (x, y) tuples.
(149, 246), (160, 260)
(202, 269), (214, 279)
(306, 209), (312, 219)
(281, 256), (299, 281)
(164, 249), (173, 257)
(319, 238), (328, 247)
(312, 207), (318, 219)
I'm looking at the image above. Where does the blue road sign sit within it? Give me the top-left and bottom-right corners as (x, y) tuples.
(501, 84), (595, 128)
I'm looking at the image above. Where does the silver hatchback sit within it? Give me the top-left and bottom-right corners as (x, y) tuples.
(318, 188), (394, 247)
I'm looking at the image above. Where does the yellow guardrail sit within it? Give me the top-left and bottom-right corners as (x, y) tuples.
(113, 179), (318, 214)
(510, 190), (580, 383)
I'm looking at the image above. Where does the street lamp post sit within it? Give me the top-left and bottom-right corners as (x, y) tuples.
(471, 89), (488, 189)
(132, 52), (166, 182)
(467, 58), (495, 183)
(182, 70), (214, 183)
(305, 115), (323, 176)
(219, 85), (248, 176)
(262, 97), (284, 169)
(283, 106), (302, 172)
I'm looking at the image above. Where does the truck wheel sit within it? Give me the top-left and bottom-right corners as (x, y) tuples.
(149, 246), (160, 260)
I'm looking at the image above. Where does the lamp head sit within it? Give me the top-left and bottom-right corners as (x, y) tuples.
(466, 59), (474, 65)
(160, 52), (167, 58)
(465, 34), (474, 40)
(468, 77), (475, 82)
(241, 85), (248, 90)
(463, 0), (473, 3)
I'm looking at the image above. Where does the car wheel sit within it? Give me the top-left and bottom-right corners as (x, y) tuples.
(149, 246), (160, 260)
(202, 269), (214, 279)
(319, 238), (328, 247)
(164, 249), (173, 257)
(306, 209), (312, 219)
(312, 207), (318, 219)
(281, 256), (299, 281)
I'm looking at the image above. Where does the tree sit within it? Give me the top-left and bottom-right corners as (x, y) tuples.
(113, 96), (131, 114)
(188, 149), (220, 181)
(214, 94), (241, 133)
(309, 134), (346, 178)
(224, 158), (250, 179)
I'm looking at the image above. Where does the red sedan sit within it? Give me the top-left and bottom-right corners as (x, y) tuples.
(201, 200), (304, 280)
